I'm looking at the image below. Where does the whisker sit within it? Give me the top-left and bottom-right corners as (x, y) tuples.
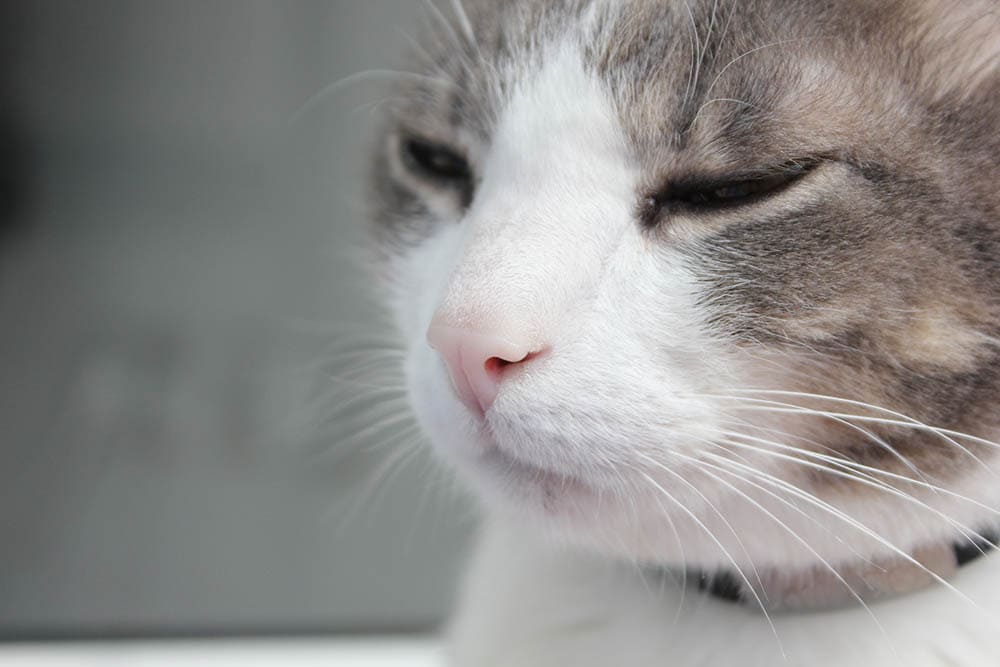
(336, 435), (426, 533)
(300, 388), (409, 422)
(715, 435), (994, 550)
(396, 27), (444, 71)
(679, 0), (702, 110)
(633, 467), (786, 658)
(312, 342), (405, 359)
(700, 36), (829, 107)
(421, 0), (478, 79)
(685, 98), (764, 133)
(650, 476), (689, 623)
(634, 451), (767, 597)
(304, 413), (417, 459)
(289, 396), (410, 440)
(653, 423), (880, 566)
(700, 450), (981, 610)
(730, 389), (987, 466)
(329, 411), (417, 449)
(324, 368), (405, 386)
(281, 317), (401, 337)
(448, 0), (479, 52)
(663, 448), (891, 639)
(291, 69), (455, 124)
(717, 428), (1000, 519)
(690, 393), (997, 477)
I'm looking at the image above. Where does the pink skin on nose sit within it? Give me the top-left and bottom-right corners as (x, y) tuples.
(427, 322), (534, 416)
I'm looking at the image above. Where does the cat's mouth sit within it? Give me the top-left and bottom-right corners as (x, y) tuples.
(481, 446), (572, 484)
(475, 432), (595, 508)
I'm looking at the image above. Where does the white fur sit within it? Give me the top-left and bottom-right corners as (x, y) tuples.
(386, 38), (1000, 666)
(449, 516), (1000, 667)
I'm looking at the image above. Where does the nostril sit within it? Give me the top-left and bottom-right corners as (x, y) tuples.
(484, 350), (539, 382)
(427, 321), (542, 414)
(484, 356), (507, 377)
(484, 356), (514, 382)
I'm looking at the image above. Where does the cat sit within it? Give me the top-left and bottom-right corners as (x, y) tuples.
(366, 0), (1000, 664)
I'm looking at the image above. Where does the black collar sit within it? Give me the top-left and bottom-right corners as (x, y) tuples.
(691, 528), (999, 611)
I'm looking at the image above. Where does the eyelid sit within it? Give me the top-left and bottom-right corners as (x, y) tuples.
(670, 162), (813, 199)
(640, 160), (819, 226)
(404, 138), (470, 176)
(396, 131), (475, 187)
(394, 131), (477, 209)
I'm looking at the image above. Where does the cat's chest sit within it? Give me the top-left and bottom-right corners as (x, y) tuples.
(447, 518), (1000, 667)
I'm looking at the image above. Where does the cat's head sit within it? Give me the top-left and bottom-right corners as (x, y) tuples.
(368, 0), (1000, 572)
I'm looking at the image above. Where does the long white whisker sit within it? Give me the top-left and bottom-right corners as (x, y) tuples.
(663, 448), (891, 644)
(616, 461), (690, 624)
(686, 98), (764, 133)
(283, 317), (401, 338)
(680, 0), (702, 110)
(717, 429), (1000, 519)
(449, 0), (478, 50)
(421, 0), (477, 81)
(716, 435), (993, 550)
(742, 405), (995, 476)
(634, 468), (786, 658)
(700, 37), (826, 105)
(701, 450), (980, 609)
(336, 434), (425, 532)
(691, 393), (996, 477)
(698, 394), (935, 483)
(730, 389), (989, 469)
(395, 27), (443, 70)
(325, 413), (417, 453)
(291, 69), (454, 123)
(634, 451), (766, 596)
(658, 426), (879, 567)
(302, 388), (409, 421)
(291, 394), (409, 433)
(691, 0), (720, 104)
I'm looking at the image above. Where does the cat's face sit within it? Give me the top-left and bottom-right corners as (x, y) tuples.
(370, 0), (1000, 570)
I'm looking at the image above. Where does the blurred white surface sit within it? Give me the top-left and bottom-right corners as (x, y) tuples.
(0, 638), (442, 667)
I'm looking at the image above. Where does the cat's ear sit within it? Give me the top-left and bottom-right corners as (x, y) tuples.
(914, 1), (1000, 100)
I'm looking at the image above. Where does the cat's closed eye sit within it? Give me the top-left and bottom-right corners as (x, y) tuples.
(400, 136), (474, 198)
(641, 161), (815, 227)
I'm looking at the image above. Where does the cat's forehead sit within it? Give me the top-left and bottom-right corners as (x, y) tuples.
(395, 0), (910, 167)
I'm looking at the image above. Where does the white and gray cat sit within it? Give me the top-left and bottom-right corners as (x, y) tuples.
(366, 1), (1000, 664)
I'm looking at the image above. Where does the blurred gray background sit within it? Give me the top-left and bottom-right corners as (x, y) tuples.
(0, 1), (472, 639)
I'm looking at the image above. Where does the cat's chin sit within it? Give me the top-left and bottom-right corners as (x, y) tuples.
(415, 397), (670, 556)
(459, 434), (685, 566)
(475, 439), (597, 509)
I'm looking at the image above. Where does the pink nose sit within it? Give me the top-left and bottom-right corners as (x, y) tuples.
(427, 322), (536, 415)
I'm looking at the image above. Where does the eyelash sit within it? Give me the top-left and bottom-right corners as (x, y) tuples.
(401, 136), (473, 185)
(641, 162), (814, 227)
